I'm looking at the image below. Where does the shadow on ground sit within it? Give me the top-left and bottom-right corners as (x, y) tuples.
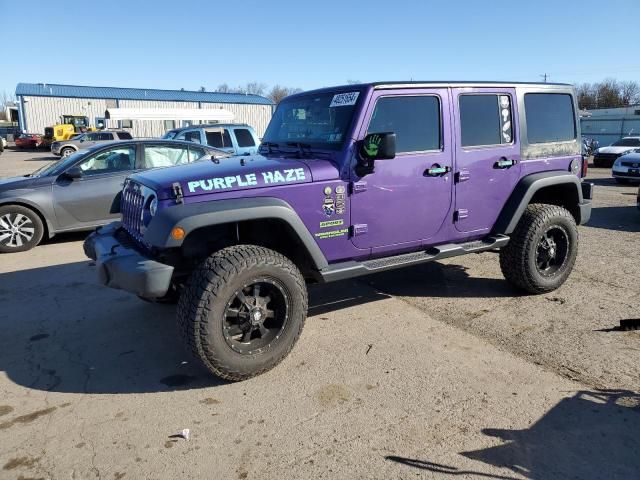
(386, 389), (640, 479)
(586, 205), (640, 232)
(0, 261), (393, 394)
(364, 260), (519, 299)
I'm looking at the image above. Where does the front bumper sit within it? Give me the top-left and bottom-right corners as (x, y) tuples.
(84, 222), (174, 298)
(612, 165), (640, 180)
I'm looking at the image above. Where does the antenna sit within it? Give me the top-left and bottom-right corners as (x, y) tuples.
(540, 73), (549, 83)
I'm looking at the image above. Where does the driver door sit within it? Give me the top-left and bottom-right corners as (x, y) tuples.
(350, 89), (453, 252)
(52, 145), (138, 229)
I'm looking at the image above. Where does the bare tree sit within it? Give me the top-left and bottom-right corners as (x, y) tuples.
(244, 82), (267, 96)
(346, 79), (361, 85)
(217, 83), (232, 93)
(620, 80), (640, 106)
(0, 91), (16, 106)
(267, 85), (302, 104)
(576, 79), (640, 110)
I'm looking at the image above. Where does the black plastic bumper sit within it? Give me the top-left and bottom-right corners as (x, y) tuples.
(84, 222), (174, 298)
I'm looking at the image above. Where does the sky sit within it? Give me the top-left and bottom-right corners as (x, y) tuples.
(2, 0), (640, 98)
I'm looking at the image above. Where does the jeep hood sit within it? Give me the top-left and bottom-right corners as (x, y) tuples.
(130, 154), (339, 200)
(597, 146), (638, 155)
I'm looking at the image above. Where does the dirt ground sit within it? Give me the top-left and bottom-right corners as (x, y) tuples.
(0, 148), (638, 480)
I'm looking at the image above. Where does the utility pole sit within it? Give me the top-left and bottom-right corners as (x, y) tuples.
(540, 73), (549, 83)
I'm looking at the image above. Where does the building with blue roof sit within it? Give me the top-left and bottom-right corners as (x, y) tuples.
(15, 83), (274, 137)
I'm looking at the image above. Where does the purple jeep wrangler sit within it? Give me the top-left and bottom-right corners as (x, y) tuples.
(85, 82), (593, 381)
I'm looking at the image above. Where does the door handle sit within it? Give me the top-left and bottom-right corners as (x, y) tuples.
(425, 165), (451, 177)
(494, 157), (516, 169)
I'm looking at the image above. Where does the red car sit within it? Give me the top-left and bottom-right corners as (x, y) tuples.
(15, 133), (42, 149)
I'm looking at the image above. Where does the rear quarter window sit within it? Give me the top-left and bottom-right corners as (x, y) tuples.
(525, 93), (576, 144)
(117, 132), (133, 140)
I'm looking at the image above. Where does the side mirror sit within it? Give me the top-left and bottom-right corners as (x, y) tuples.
(359, 132), (396, 161)
(63, 166), (83, 179)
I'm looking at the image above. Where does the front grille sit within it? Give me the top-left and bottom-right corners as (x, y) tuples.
(621, 161), (640, 168)
(121, 180), (146, 244)
(595, 153), (620, 161)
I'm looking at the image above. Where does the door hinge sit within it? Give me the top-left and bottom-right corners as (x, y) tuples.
(352, 224), (368, 235)
(351, 181), (367, 193)
(455, 209), (469, 221)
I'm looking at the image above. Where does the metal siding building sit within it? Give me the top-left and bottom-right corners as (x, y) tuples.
(15, 83), (274, 138)
(580, 105), (640, 146)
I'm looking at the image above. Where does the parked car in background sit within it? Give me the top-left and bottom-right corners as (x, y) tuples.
(15, 133), (43, 149)
(0, 140), (229, 252)
(0, 137), (6, 154)
(593, 137), (640, 167)
(162, 124), (260, 155)
(51, 130), (134, 157)
(612, 151), (640, 183)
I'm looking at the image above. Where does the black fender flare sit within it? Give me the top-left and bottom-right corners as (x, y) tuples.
(492, 171), (590, 235)
(143, 197), (329, 270)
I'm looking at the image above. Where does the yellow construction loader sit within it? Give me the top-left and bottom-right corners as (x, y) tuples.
(42, 115), (97, 147)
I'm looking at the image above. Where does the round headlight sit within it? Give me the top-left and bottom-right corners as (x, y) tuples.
(149, 195), (158, 217)
(569, 158), (581, 175)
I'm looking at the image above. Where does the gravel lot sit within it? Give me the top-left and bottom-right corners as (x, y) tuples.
(0, 148), (638, 479)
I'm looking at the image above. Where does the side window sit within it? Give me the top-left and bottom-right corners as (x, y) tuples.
(120, 120), (133, 129)
(85, 133), (99, 141)
(183, 131), (201, 143)
(459, 94), (513, 147)
(205, 129), (232, 148)
(97, 132), (114, 141)
(117, 132), (133, 140)
(143, 145), (190, 168)
(235, 128), (256, 147)
(367, 96), (441, 153)
(77, 146), (136, 175)
(524, 93), (576, 144)
(187, 146), (207, 162)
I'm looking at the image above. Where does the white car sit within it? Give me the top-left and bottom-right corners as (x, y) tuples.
(0, 137), (6, 153)
(612, 151), (640, 184)
(593, 137), (640, 167)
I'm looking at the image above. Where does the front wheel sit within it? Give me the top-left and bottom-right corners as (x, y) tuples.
(499, 204), (578, 294)
(0, 205), (45, 253)
(177, 245), (308, 381)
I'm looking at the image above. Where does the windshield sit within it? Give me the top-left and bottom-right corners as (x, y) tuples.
(261, 90), (362, 151)
(161, 131), (177, 139)
(612, 138), (640, 147)
(31, 150), (88, 177)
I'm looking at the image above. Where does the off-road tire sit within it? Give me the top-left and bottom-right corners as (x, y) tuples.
(0, 205), (45, 253)
(499, 204), (578, 294)
(177, 245), (307, 381)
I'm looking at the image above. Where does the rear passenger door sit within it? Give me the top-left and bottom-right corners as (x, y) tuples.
(452, 88), (521, 234)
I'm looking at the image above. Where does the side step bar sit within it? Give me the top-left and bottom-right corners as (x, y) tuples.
(318, 234), (510, 283)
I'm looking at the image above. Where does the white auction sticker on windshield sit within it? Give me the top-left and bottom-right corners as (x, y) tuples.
(330, 92), (359, 107)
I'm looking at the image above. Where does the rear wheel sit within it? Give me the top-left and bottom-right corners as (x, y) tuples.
(499, 204), (578, 294)
(177, 245), (307, 381)
(0, 205), (45, 253)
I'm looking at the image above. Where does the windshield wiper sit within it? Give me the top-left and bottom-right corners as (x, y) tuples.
(286, 142), (312, 156)
(260, 141), (280, 154)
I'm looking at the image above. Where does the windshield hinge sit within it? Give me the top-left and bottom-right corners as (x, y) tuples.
(172, 182), (184, 204)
